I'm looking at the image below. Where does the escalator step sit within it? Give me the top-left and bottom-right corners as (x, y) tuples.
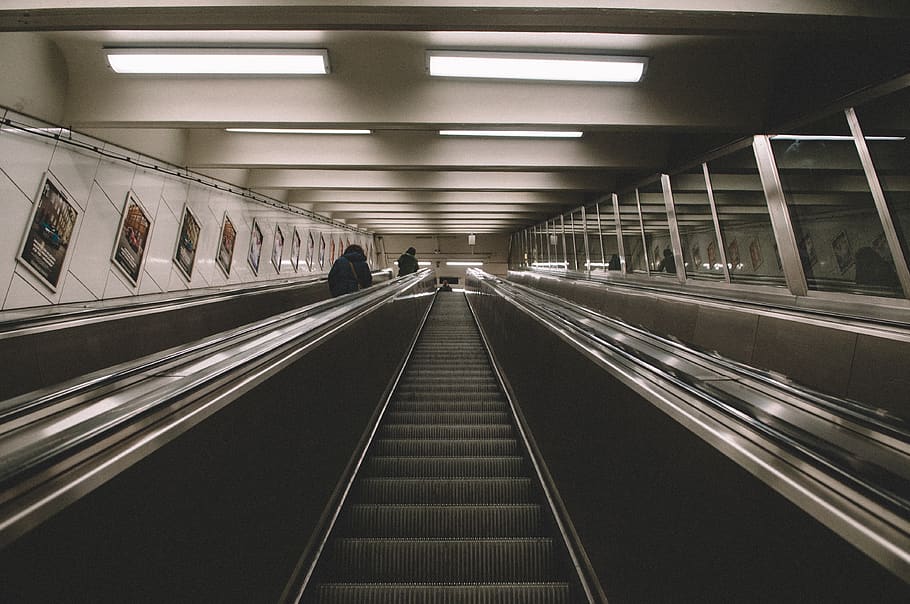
(365, 456), (525, 478)
(379, 424), (515, 439)
(391, 401), (508, 413)
(352, 478), (537, 504)
(317, 582), (571, 604)
(328, 538), (559, 582)
(373, 438), (520, 456)
(341, 504), (544, 538)
(384, 411), (512, 425)
(393, 390), (503, 402)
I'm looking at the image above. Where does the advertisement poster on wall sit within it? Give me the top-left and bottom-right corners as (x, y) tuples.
(174, 206), (200, 280)
(216, 213), (236, 277)
(271, 225), (284, 273)
(248, 219), (263, 275)
(112, 193), (152, 285)
(18, 173), (79, 290)
(318, 233), (326, 269)
(306, 231), (315, 270)
(329, 237), (336, 263)
(290, 228), (301, 272)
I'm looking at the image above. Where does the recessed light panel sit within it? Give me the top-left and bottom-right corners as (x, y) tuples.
(428, 51), (647, 83)
(106, 48), (330, 75)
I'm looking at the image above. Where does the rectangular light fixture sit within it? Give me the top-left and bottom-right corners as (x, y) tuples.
(771, 134), (905, 141)
(226, 128), (370, 134)
(447, 261), (484, 266)
(106, 48), (329, 75)
(427, 51), (647, 83)
(440, 130), (582, 138)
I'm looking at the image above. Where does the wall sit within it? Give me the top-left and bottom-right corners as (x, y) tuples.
(380, 233), (510, 283)
(0, 110), (373, 311)
(0, 33), (67, 123)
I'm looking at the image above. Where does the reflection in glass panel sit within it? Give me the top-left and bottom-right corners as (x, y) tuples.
(595, 200), (622, 271)
(638, 180), (675, 277)
(855, 86), (910, 297)
(617, 190), (647, 272)
(708, 146), (785, 287)
(670, 167), (724, 281)
(773, 111), (902, 297)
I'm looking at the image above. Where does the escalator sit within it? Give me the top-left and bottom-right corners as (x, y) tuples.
(305, 292), (577, 602)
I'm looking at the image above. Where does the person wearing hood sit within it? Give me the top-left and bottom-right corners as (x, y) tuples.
(397, 247), (419, 276)
(328, 244), (372, 297)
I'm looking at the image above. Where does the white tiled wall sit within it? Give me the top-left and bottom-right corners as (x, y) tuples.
(0, 117), (373, 311)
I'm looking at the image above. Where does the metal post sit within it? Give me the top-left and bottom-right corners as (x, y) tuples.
(753, 135), (808, 296)
(560, 214), (568, 270)
(703, 162), (731, 282)
(570, 212), (579, 271)
(595, 199), (607, 269)
(581, 205), (591, 275)
(846, 107), (910, 298)
(612, 193), (626, 273)
(661, 173), (687, 283)
(635, 188), (651, 275)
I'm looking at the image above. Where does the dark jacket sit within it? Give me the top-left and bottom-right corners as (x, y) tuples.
(397, 251), (419, 276)
(328, 249), (372, 297)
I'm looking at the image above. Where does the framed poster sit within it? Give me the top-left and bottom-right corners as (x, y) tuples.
(329, 237), (336, 262)
(749, 237), (763, 271)
(174, 206), (200, 280)
(248, 219), (263, 275)
(18, 172), (79, 290)
(290, 228), (301, 272)
(318, 233), (326, 269)
(216, 213), (236, 277)
(271, 224), (284, 273)
(112, 193), (152, 285)
(832, 230), (854, 273)
(305, 231), (315, 270)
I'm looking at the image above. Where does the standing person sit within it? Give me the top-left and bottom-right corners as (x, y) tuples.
(328, 244), (372, 297)
(397, 247), (419, 276)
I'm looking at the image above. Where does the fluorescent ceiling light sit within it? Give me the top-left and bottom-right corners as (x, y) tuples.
(418, 261), (432, 266)
(440, 130), (582, 138)
(106, 48), (329, 75)
(447, 261), (484, 266)
(771, 134), (905, 141)
(428, 51), (647, 83)
(226, 128), (370, 134)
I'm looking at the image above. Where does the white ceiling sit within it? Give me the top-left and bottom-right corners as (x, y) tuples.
(2, 2), (909, 234)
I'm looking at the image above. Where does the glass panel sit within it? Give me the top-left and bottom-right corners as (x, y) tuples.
(708, 145), (786, 287)
(638, 180), (675, 277)
(617, 190), (647, 272)
(855, 86), (910, 297)
(670, 166), (724, 281)
(583, 203), (605, 271)
(570, 209), (585, 271)
(773, 112), (902, 297)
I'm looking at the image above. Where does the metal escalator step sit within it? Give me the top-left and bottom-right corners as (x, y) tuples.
(364, 456), (525, 478)
(379, 424), (514, 439)
(352, 478), (536, 504)
(328, 538), (559, 582)
(384, 411), (511, 425)
(395, 378), (499, 388)
(373, 438), (520, 457)
(391, 401), (508, 413)
(316, 582), (571, 604)
(341, 504), (544, 538)
(393, 391), (503, 403)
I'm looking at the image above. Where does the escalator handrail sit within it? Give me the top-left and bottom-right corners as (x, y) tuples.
(0, 269), (393, 339)
(469, 270), (910, 581)
(0, 270), (432, 547)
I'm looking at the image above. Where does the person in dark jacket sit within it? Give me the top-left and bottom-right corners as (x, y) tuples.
(328, 244), (372, 297)
(397, 247), (419, 276)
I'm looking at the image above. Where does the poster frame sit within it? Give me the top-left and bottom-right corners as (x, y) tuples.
(318, 233), (326, 269)
(216, 212), (237, 277)
(111, 191), (153, 286)
(290, 227), (301, 272)
(17, 171), (80, 292)
(271, 224), (284, 273)
(248, 218), (263, 275)
(173, 205), (201, 281)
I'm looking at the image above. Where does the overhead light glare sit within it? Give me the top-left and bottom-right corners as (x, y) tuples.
(447, 261), (484, 266)
(440, 130), (582, 138)
(771, 134), (905, 141)
(106, 48), (329, 75)
(226, 128), (370, 134)
(428, 51), (646, 83)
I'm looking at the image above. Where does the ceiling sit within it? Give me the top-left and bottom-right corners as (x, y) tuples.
(2, 2), (910, 235)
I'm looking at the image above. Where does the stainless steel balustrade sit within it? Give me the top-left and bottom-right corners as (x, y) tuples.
(466, 269), (910, 582)
(0, 270), (429, 548)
